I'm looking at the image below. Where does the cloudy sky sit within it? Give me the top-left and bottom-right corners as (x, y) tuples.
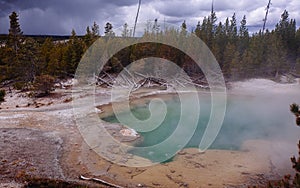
(0, 0), (299, 35)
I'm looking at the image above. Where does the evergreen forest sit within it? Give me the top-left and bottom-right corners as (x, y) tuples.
(1, 10), (300, 89)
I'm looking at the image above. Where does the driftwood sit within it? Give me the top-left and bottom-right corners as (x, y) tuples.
(80, 175), (124, 188)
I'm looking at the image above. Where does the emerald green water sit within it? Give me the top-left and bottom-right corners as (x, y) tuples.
(102, 91), (299, 162)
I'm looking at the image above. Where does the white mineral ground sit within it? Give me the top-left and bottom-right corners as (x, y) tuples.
(0, 78), (299, 187)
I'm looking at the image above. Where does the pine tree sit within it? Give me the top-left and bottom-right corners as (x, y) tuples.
(229, 51), (241, 80)
(223, 42), (236, 78)
(275, 10), (296, 52)
(18, 37), (40, 82)
(207, 8), (217, 48)
(200, 17), (208, 43)
(83, 22), (99, 48)
(0, 46), (15, 81)
(91, 21), (100, 38)
(84, 26), (93, 47)
(212, 22), (226, 66)
(122, 23), (130, 37)
(195, 21), (201, 38)
(64, 29), (84, 75)
(265, 33), (288, 78)
(0, 47), (6, 82)
(238, 15), (249, 55)
(224, 18), (230, 36)
(239, 15), (248, 38)
(47, 43), (67, 77)
(274, 10), (297, 69)
(40, 38), (54, 74)
(296, 27), (300, 51)
(104, 22), (115, 37)
(196, 11), (217, 49)
(180, 20), (187, 36)
(275, 10), (289, 41)
(7, 11), (23, 54)
(229, 13), (238, 43)
(246, 32), (266, 77)
(153, 19), (161, 34)
(33, 74), (55, 97)
(5, 11), (24, 82)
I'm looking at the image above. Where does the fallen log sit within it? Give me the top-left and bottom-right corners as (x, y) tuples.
(290, 72), (300, 78)
(95, 75), (113, 87)
(134, 72), (148, 79)
(79, 175), (124, 188)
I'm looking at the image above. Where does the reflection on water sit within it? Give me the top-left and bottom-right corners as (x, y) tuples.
(102, 90), (300, 162)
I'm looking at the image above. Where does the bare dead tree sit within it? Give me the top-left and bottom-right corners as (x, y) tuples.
(262, 0), (272, 33)
(133, 0), (142, 37)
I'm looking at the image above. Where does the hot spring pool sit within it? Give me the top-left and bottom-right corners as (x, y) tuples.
(101, 89), (299, 162)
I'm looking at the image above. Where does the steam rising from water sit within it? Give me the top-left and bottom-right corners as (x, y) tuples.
(229, 79), (300, 174)
(102, 79), (300, 174)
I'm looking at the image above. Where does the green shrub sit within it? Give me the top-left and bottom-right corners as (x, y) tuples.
(291, 141), (300, 185)
(33, 75), (55, 97)
(0, 89), (5, 102)
(290, 104), (299, 115)
(13, 81), (26, 90)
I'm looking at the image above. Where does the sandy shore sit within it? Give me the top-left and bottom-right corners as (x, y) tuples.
(0, 79), (299, 187)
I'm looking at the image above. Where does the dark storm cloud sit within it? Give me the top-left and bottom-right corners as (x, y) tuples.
(0, 0), (138, 34)
(0, 0), (137, 15)
(0, 0), (299, 35)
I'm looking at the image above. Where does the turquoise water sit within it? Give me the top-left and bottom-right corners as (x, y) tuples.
(102, 91), (299, 162)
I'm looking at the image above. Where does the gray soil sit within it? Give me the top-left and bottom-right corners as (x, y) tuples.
(0, 88), (142, 187)
(0, 88), (110, 187)
(0, 128), (64, 180)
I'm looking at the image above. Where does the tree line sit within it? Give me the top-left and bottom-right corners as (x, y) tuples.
(0, 10), (300, 91)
